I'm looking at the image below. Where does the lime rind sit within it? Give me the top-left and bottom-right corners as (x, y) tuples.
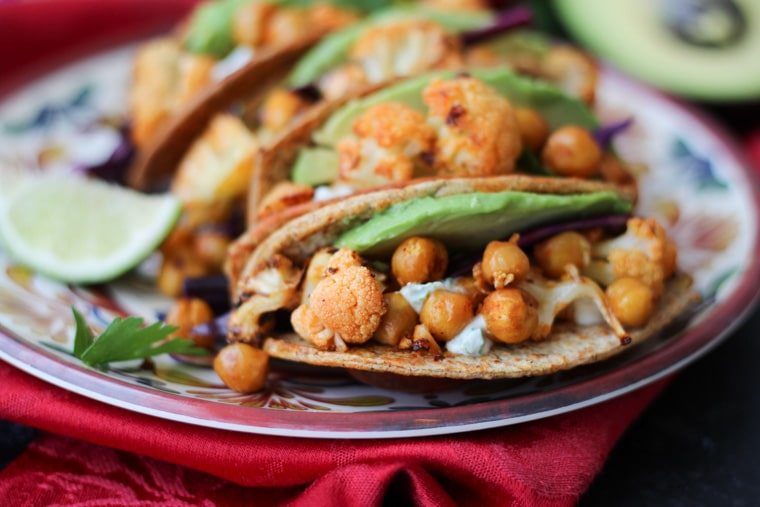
(0, 176), (181, 284)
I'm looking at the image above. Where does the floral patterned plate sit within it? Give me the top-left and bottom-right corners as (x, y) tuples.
(0, 43), (758, 439)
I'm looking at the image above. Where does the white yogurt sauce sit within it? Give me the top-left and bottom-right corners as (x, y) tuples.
(313, 184), (354, 202)
(399, 278), (468, 313)
(446, 315), (492, 356)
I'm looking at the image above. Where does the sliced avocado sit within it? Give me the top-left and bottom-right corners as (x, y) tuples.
(554, 0), (760, 101)
(314, 67), (598, 147)
(184, 0), (245, 57)
(291, 147), (340, 185)
(336, 190), (631, 256)
(288, 6), (492, 87)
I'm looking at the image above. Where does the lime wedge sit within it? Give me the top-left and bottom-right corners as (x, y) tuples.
(0, 175), (181, 284)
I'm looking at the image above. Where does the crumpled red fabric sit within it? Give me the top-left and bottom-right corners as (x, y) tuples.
(0, 362), (668, 506)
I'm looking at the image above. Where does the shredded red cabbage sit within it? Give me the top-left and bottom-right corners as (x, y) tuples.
(76, 123), (135, 184)
(460, 6), (534, 47)
(593, 117), (634, 151)
(183, 275), (230, 315)
(447, 214), (630, 277)
(517, 214), (630, 249)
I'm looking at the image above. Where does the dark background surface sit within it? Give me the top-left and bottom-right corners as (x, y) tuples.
(1, 2), (759, 504)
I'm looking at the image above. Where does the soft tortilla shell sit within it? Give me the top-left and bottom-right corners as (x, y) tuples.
(128, 33), (324, 190)
(229, 175), (636, 300)
(263, 274), (698, 379)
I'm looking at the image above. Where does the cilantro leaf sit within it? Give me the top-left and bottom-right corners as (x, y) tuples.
(71, 307), (208, 367)
(72, 307), (95, 357)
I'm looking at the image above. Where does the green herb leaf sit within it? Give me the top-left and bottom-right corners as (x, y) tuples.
(71, 307), (208, 367)
(72, 307), (95, 357)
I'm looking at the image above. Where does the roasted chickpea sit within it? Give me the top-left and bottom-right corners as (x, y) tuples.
(391, 236), (448, 286)
(606, 277), (654, 327)
(599, 153), (634, 185)
(166, 298), (215, 348)
(194, 230), (231, 270)
(541, 126), (602, 178)
(533, 231), (591, 279)
(515, 108), (549, 152)
(214, 343), (269, 393)
(158, 254), (208, 297)
(373, 292), (418, 346)
(419, 290), (474, 341)
(481, 239), (530, 288)
(482, 288), (538, 344)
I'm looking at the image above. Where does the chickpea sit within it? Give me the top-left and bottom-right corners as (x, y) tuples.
(599, 153), (634, 185)
(541, 126), (602, 178)
(194, 230), (231, 270)
(158, 254), (208, 297)
(391, 236), (448, 286)
(166, 297), (215, 348)
(419, 290), (474, 341)
(515, 108), (549, 152)
(481, 239), (530, 288)
(373, 293), (418, 346)
(214, 343), (269, 393)
(533, 231), (591, 279)
(482, 288), (538, 344)
(606, 277), (654, 328)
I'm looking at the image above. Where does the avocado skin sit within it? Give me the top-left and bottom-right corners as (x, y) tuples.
(288, 6), (492, 88)
(554, 0), (760, 101)
(315, 67), (598, 147)
(335, 190), (631, 256)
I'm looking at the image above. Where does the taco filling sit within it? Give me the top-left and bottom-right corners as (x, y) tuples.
(227, 178), (691, 378)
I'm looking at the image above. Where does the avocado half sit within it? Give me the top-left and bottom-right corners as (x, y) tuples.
(553, 0), (760, 101)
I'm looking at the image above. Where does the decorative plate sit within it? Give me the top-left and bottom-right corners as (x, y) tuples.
(0, 43), (758, 439)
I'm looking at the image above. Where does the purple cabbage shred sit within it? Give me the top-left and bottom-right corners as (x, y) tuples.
(460, 5), (534, 47)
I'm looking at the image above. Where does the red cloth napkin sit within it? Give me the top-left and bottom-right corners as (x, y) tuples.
(0, 362), (668, 506)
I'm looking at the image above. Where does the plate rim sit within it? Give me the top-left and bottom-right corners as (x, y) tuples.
(1, 38), (759, 438)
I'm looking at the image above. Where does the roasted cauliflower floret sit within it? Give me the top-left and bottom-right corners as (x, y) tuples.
(259, 88), (311, 135)
(232, 1), (277, 47)
(291, 303), (346, 351)
(541, 45), (599, 105)
(318, 63), (370, 101)
(229, 255), (303, 342)
(338, 102), (436, 187)
(349, 20), (463, 83)
(423, 76), (522, 176)
(171, 114), (258, 220)
(585, 218), (678, 296)
(130, 38), (214, 148)
(308, 249), (387, 344)
(257, 181), (314, 220)
(309, 3), (359, 33)
(300, 248), (336, 305)
(518, 266), (629, 342)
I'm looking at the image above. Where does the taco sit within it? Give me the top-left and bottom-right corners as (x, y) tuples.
(225, 176), (697, 380)
(226, 65), (632, 282)
(127, 0), (360, 189)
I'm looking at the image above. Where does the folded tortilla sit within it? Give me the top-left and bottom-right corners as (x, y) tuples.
(128, 34), (324, 190)
(226, 176), (695, 379)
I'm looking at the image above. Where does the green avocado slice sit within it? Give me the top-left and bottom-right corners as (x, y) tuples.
(184, 0), (251, 57)
(287, 6), (492, 87)
(292, 147), (340, 185)
(314, 67), (598, 147)
(554, 0), (760, 101)
(335, 190), (631, 256)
